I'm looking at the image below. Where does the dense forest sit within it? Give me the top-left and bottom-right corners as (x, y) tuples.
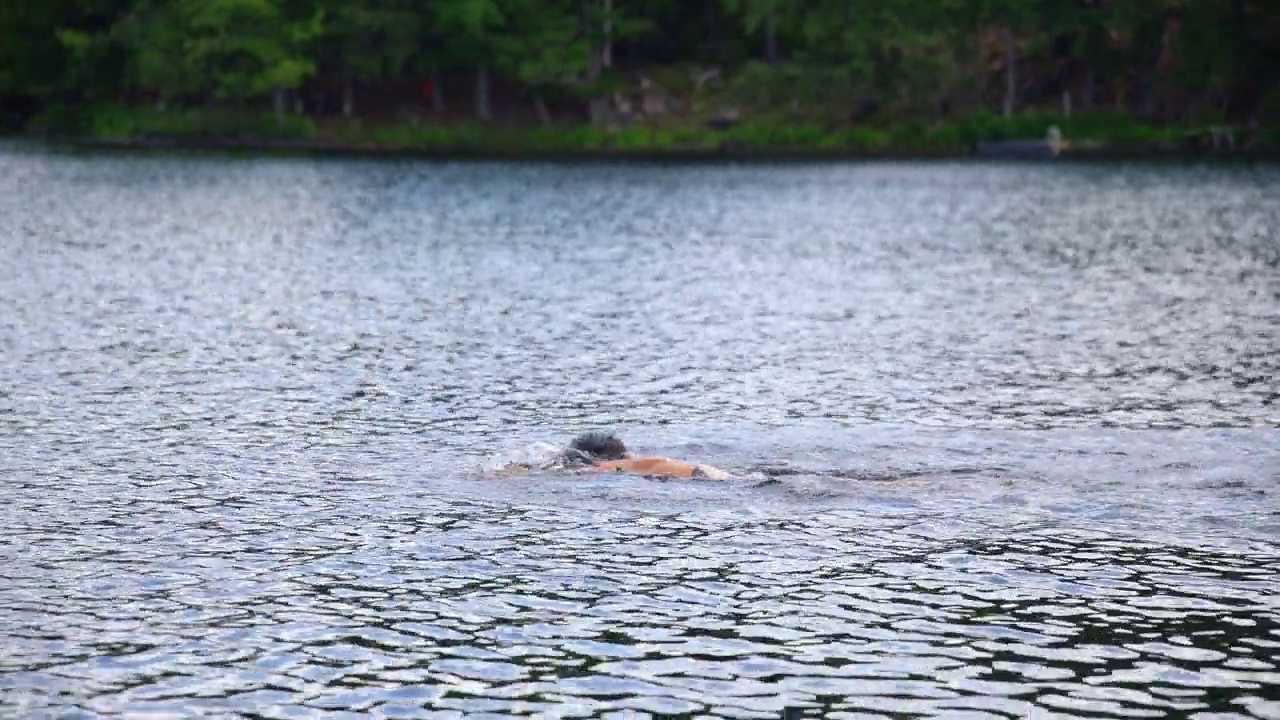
(2, 0), (1278, 149)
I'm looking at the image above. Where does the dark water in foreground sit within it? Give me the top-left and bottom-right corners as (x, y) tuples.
(1, 144), (1278, 718)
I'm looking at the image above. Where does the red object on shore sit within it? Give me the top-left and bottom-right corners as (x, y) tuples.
(421, 77), (435, 102)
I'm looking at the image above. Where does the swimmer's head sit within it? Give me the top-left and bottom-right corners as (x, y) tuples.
(565, 432), (629, 463)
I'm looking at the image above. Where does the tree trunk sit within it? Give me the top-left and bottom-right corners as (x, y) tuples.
(765, 11), (778, 64)
(342, 75), (354, 118)
(533, 93), (552, 127)
(1083, 65), (1095, 110)
(705, 0), (724, 59)
(1002, 24), (1016, 118)
(476, 64), (491, 121)
(1062, 90), (1072, 117)
(273, 86), (286, 127)
(584, 0), (606, 125)
(588, 97), (609, 125)
(1135, 59), (1155, 120)
(602, 0), (612, 69)
(431, 72), (445, 112)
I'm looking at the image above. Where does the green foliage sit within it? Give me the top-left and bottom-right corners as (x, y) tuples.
(832, 126), (891, 150)
(927, 110), (1176, 148)
(112, 2), (198, 101)
(721, 0), (797, 36)
(0, 0), (1274, 147)
(181, 0), (323, 99)
(73, 0), (325, 104)
(318, 0), (420, 82)
(493, 0), (589, 94)
(719, 122), (827, 148)
(434, 0), (505, 65)
(82, 103), (316, 138)
(729, 62), (859, 107)
(22, 104), (86, 134)
(38, 103), (1269, 154)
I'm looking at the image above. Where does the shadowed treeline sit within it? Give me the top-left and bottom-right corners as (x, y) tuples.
(2, 0), (1277, 151)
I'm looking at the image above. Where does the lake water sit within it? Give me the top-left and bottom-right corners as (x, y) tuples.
(1, 143), (1277, 718)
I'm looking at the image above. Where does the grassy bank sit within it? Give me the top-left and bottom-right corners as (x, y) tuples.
(23, 103), (1280, 159)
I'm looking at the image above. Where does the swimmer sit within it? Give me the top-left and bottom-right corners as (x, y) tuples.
(488, 427), (732, 479)
(557, 432), (733, 480)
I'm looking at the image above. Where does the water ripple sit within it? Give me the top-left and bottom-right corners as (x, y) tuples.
(1, 145), (1278, 716)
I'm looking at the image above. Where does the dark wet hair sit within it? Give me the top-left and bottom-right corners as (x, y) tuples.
(566, 432), (629, 462)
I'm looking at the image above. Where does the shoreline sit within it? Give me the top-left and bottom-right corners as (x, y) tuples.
(18, 104), (1277, 164)
(15, 134), (1280, 163)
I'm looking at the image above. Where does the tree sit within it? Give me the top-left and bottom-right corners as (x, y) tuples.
(784, 0), (950, 113)
(180, 0), (323, 113)
(579, 0), (650, 123)
(315, 0), (420, 118)
(7, 0), (129, 103)
(1102, 0), (1175, 118)
(494, 0), (589, 125)
(95, 0), (324, 118)
(3, 0), (1276, 133)
(721, 0), (802, 63)
(435, 0), (506, 121)
(110, 0), (201, 107)
(955, 0), (1040, 118)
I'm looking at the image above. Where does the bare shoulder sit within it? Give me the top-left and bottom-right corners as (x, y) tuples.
(590, 456), (732, 480)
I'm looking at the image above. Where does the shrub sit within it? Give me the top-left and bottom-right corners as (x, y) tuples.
(81, 104), (316, 140)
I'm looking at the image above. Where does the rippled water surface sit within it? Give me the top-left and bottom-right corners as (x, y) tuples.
(1, 143), (1278, 718)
